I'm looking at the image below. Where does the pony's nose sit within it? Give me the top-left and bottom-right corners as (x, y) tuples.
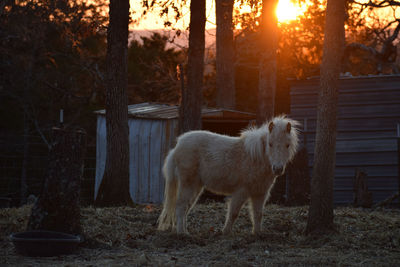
(272, 166), (284, 176)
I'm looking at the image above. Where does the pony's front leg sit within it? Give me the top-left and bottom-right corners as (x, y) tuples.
(222, 190), (247, 234)
(249, 195), (266, 234)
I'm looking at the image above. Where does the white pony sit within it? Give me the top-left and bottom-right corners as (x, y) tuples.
(157, 116), (299, 234)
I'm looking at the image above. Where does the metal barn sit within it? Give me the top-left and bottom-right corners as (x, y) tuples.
(94, 103), (255, 204)
(290, 75), (400, 204)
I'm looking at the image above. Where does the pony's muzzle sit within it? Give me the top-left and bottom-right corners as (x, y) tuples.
(272, 166), (284, 176)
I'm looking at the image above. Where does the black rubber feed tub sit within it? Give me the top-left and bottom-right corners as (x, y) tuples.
(10, 230), (83, 257)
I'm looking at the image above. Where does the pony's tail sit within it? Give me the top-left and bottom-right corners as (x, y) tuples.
(157, 149), (178, 231)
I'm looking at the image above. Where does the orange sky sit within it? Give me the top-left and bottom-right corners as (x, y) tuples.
(131, 0), (214, 30)
(131, 0), (400, 30)
(131, 0), (307, 30)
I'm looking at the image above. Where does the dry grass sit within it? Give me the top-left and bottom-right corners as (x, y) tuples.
(1, 202), (400, 266)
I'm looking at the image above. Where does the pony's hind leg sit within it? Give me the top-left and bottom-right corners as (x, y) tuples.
(222, 190), (248, 235)
(175, 179), (203, 234)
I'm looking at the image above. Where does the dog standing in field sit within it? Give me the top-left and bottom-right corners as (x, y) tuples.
(157, 116), (299, 234)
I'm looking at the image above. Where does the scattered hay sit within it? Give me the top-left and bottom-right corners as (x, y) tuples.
(1, 202), (400, 266)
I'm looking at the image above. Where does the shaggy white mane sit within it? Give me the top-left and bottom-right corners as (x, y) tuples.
(240, 115), (300, 161)
(240, 124), (268, 161)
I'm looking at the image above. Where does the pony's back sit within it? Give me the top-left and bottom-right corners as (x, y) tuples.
(174, 130), (239, 157)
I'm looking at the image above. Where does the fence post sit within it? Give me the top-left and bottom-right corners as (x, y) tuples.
(397, 123), (400, 208)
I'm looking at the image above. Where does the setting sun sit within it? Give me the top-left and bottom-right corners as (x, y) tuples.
(276, 0), (307, 23)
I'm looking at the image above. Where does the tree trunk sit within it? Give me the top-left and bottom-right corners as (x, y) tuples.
(257, 0), (278, 125)
(27, 127), (86, 234)
(216, 0), (235, 109)
(94, 0), (132, 206)
(306, 0), (346, 235)
(181, 0), (206, 133)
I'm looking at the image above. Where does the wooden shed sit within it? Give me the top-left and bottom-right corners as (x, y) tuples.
(290, 75), (400, 204)
(94, 103), (255, 204)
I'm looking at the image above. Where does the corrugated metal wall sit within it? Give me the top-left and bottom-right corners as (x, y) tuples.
(95, 116), (178, 203)
(95, 116), (106, 200)
(290, 75), (400, 204)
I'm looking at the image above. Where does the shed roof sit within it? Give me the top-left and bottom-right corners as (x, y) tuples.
(95, 102), (256, 121)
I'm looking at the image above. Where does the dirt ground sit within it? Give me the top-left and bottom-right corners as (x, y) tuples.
(1, 201), (400, 266)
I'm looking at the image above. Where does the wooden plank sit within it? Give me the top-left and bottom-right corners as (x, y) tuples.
(334, 165), (398, 177)
(158, 120), (167, 204)
(291, 83), (400, 95)
(333, 191), (354, 204)
(291, 76), (400, 95)
(336, 138), (398, 153)
(333, 176), (398, 188)
(291, 90), (400, 106)
(304, 138), (398, 153)
(291, 103), (400, 118)
(301, 131), (398, 142)
(340, 78), (400, 91)
(129, 119), (143, 203)
(94, 116), (107, 200)
(138, 120), (153, 203)
(149, 120), (163, 203)
(292, 101), (400, 110)
(292, 116), (400, 131)
(303, 131), (398, 140)
(306, 151), (398, 166)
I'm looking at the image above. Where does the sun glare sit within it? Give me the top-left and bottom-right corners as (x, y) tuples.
(276, 0), (306, 23)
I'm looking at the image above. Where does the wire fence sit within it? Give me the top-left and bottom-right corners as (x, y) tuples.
(0, 134), (96, 207)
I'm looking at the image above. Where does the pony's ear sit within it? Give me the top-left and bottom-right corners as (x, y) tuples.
(268, 121), (274, 133)
(286, 122), (291, 133)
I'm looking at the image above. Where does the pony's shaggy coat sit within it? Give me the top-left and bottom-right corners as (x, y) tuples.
(158, 116), (300, 234)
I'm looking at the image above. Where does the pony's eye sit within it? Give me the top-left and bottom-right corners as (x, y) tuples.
(269, 143), (273, 147)
(286, 144), (290, 148)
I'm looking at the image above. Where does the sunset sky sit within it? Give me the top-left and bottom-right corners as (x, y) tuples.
(131, 0), (308, 30)
(131, 0), (400, 31)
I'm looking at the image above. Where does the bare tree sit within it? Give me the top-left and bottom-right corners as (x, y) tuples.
(342, 0), (400, 74)
(257, 0), (279, 125)
(306, 0), (346, 235)
(95, 0), (132, 206)
(180, 0), (206, 133)
(216, 0), (235, 109)
(345, 20), (400, 74)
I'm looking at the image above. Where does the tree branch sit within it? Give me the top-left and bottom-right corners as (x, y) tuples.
(353, 0), (400, 8)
